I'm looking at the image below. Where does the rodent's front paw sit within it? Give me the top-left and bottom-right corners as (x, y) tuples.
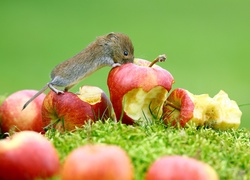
(112, 63), (121, 68)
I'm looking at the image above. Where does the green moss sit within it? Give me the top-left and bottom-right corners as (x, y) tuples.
(46, 120), (250, 180)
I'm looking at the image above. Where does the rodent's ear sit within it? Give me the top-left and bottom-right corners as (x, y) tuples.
(107, 32), (118, 41)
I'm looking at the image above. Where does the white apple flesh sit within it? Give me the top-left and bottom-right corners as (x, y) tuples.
(206, 90), (242, 130)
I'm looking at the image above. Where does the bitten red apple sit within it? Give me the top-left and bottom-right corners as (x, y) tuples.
(146, 155), (219, 180)
(61, 144), (134, 180)
(163, 88), (242, 130)
(0, 131), (60, 180)
(0, 90), (45, 133)
(108, 55), (174, 124)
(163, 88), (209, 127)
(42, 86), (112, 132)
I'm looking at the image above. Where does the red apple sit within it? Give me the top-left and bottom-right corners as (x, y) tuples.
(0, 131), (60, 180)
(146, 155), (219, 180)
(0, 90), (45, 133)
(61, 144), (134, 180)
(42, 85), (113, 132)
(108, 55), (174, 124)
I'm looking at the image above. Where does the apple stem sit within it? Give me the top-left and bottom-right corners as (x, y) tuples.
(148, 54), (167, 67)
(165, 100), (181, 110)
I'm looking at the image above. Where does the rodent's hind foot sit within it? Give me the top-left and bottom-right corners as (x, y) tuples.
(56, 90), (64, 94)
(48, 83), (64, 94)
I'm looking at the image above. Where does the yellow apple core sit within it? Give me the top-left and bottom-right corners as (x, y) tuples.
(123, 86), (168, 121)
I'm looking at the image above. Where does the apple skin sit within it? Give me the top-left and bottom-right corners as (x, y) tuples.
(61, 144), (134, 180)
(0, 90), (45, 133)
(145, 155), (219, 180)
(0, 131), (60, 180)
(108, 58), (174, 124)
(42, 86), (112, 131)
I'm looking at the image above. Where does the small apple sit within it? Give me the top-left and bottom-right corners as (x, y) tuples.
(0, 131), (60, 180)
(0, 90), (45, 133)
(108, 55), (174, 124)
(61, 144), (134, 180)
(42, 85), (112, 132)
(145, 155), (219, 180)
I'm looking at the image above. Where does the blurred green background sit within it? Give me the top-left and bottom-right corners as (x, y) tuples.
(1, 0), (250, 128)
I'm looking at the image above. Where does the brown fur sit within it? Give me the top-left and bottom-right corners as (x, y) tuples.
(22, 32), (134, 110)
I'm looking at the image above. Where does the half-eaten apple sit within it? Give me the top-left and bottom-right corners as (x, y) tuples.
(42, 86), (112, 132)
(163, 88), (242, 130)
(108, 55), (174, 124)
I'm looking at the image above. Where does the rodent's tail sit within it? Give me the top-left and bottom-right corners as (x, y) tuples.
(22, 84), (49, 110)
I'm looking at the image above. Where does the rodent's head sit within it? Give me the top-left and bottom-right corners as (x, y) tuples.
(105, 32), (134, 64)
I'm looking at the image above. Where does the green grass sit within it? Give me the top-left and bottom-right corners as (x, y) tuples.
(46, 119), (250, 180)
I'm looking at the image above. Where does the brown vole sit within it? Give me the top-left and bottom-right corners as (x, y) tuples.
(22, 32), (134, 110)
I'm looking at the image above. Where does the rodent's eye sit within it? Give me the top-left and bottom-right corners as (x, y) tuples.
(124, 51), (129, 56)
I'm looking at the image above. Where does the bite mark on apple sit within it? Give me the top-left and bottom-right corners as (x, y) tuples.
(77, 86), (102, 105)
(123, 86), (168, 121)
